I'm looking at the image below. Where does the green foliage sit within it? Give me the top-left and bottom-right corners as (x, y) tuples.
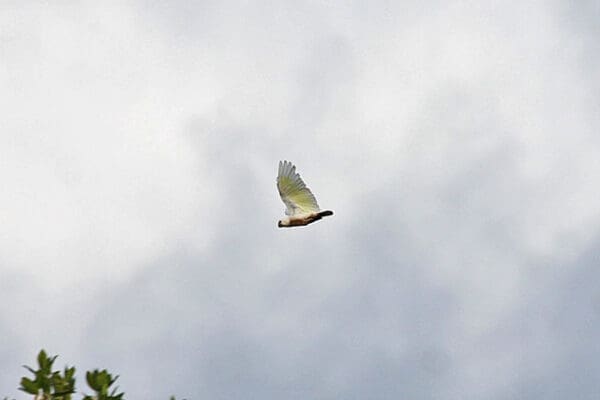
(82, 370), (123, 400)
(7, 350), (185, 399)
(19, 350), (75, 400)
(16, 350), (126, 400)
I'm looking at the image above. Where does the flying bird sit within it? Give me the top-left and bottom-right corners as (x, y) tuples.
(277, 160), (333, 228)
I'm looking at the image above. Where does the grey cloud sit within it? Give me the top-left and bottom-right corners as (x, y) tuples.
(84, 215), (456, 399)
(509, 236), (600, 400)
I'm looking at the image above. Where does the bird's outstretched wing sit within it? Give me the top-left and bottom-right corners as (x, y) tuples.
(277, 160), (321, 216)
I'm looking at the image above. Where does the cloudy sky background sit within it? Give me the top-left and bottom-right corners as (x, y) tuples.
(2, 1), (600, 398)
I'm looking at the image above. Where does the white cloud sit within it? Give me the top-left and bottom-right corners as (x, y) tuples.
(0, 3), (218, 289)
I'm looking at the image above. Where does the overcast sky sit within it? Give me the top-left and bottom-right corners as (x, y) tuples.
(2, 1), (600, 399)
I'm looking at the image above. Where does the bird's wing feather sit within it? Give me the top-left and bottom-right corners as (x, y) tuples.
(277, 160), (320, 216)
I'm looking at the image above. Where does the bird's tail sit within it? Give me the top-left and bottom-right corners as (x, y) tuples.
(318, 210), (334, 218)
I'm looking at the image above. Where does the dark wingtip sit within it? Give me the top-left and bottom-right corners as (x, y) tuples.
(319, 210), (334, 217)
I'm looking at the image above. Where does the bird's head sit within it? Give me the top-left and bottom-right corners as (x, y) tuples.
(278, 218), (291, 228)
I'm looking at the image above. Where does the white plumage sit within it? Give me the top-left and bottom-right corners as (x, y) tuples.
(276, 161), (333, 228)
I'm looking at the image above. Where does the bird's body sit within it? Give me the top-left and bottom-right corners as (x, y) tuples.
(278, 210), (334, 228)
(276, 160), (333, 228)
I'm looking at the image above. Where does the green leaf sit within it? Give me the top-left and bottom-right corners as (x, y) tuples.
(19, 377), (38, 395)
(37, 350), (47, 365)
(65, 366), (76, 380)
(54, 389), (76, 396)
(86, 369), (110, 392)
(97, 370), (109, 387)
(85, 369), (125, 400)
(37, 350), (58, 377)
(37, 350), (48, 371)
(86, 370), (97, 391)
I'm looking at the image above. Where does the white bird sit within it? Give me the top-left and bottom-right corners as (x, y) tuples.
(276, 160), (333, 228)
